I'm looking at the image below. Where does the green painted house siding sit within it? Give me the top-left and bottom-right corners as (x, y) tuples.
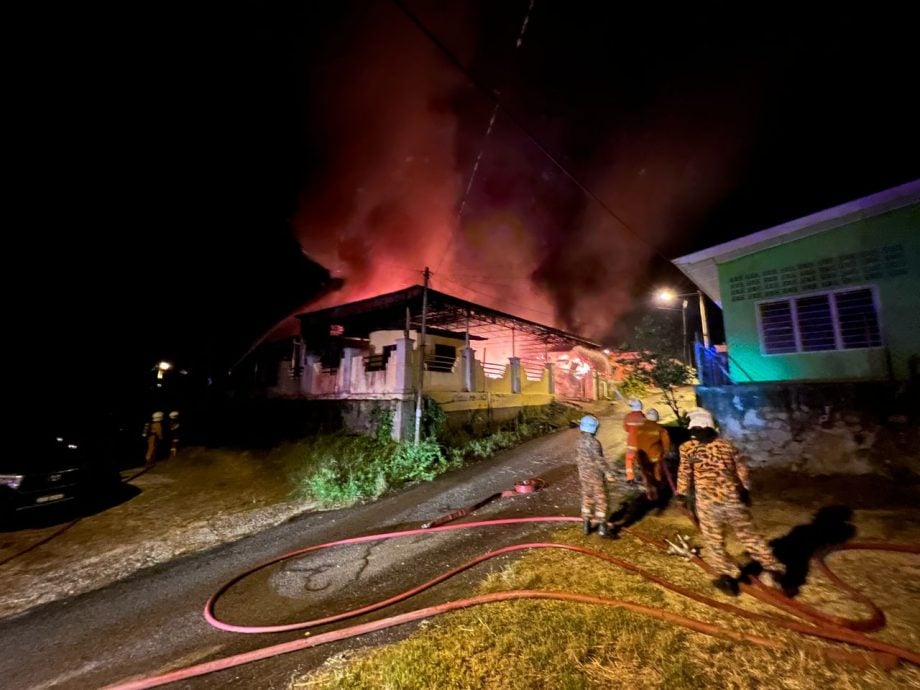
(718, 204), (920, 382)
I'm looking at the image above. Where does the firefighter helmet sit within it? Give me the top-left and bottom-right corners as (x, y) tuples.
(687, 407), (715, 429)
(579, 415), (600, 433)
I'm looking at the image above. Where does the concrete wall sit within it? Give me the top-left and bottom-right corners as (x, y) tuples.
(697, 382), (919, 477)
(718, 203), (919, 382)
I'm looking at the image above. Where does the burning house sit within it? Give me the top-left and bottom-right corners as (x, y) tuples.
(246, 285), (607, 440)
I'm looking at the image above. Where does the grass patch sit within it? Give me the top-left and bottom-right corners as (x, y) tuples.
(293, 506), (920, 689)
(287, 435), (451, 505)
(286, 402), (581, 507)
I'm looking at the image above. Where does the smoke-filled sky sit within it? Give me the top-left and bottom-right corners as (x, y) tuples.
(289, 0), (920, 339)
(292, 1), (763, 336)
(23, 0), (920, 401)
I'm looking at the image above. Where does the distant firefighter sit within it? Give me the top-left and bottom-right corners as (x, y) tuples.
(622, 398), (645, 482)
(168, 410), (180, 457)
(143, 411), (166, 468)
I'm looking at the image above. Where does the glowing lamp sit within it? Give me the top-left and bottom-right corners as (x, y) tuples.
(655, 288), (677, 304)
(156, 360), (173, 380)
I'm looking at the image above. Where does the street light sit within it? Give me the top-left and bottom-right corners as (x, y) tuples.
(653, 288), (711, 361)
(153, 360), (175, 390)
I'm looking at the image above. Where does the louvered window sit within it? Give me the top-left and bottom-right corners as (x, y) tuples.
(795, 295), (835, 351)
(758, 287), (881, 354)
(759, 301), (797, 354)
(836, 289), (882, 349)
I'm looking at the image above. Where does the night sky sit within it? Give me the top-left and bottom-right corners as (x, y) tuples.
(24, 1), (920, 412)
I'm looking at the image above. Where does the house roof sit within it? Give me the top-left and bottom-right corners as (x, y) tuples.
(296, 285), (599, 350)
(672, 179), (920, 306)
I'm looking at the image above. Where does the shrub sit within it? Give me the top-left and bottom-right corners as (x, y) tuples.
(289, 402), (583, 506)
(618, 373), (648, 400)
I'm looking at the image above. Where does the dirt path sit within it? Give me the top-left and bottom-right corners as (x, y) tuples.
(0, 390), (691, 620)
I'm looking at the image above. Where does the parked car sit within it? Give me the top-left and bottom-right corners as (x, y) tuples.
(0, 427), (125, 526)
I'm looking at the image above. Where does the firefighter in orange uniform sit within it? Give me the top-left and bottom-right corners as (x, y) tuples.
(623, 398), (646, 482)
(634, 408), (672, 500)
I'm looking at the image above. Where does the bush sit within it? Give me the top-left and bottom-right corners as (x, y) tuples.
(618, 373), (648, 400)
(390, 440), (449, 482)
(289, 402), (583, 506)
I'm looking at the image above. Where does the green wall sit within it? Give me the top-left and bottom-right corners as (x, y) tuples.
(718, 204), (920, 382)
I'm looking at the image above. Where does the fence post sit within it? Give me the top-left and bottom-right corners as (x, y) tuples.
(301, 353), (318, 395)
(461, 347), (475, 392)
(509, 356), (522, 394)
(545, 362), (555, 395)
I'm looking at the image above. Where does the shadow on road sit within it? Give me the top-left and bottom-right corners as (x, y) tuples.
(768, 505), (856, 597)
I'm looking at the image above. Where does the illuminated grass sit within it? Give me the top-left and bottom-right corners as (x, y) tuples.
(293, 508), (920, 689)
(285, 404), (581, 506)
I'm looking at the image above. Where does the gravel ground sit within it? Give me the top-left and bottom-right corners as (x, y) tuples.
(0, 390), (690, 621)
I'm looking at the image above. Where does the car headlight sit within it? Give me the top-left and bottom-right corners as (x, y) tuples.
(0, 474), (24, 490)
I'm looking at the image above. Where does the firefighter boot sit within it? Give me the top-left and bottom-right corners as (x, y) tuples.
(759, 570), (784, 591)
(583, 519), (596, 535)
(712, 575), (740, 596)
(597, 522), (618, 539)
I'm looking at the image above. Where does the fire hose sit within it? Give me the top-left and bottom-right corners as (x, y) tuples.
(106, 483), (920, 690)
(421, 478), (545, 528)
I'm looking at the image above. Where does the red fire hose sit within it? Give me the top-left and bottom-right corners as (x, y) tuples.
(105, 491), (920, 689)
(421, 479), (545, 529)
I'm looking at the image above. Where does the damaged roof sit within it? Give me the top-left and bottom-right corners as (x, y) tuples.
(296, 285), (599, 350)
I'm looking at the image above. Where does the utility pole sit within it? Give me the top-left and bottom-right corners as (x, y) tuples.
(681, 299), (688, 364)
(414, 266), (430, 444)
(697, 290), (711, 348)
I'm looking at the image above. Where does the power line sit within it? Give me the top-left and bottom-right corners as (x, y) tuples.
(388, 0), (671, 264)
(435, 103), (498, 275)
(437, 275), (559, 320)
(442, 275), (536, 287)
(440, 271), (535, 280)
(433, 1), (536, 274)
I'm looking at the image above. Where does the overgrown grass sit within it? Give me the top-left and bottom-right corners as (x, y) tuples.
(293, 505), (920, 689)
(287, 435), (451, 505)
(288, 403), (582, 506)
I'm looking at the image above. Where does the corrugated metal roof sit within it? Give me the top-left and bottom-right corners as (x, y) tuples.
(672, 179), (920, 306)
(296, 285), (599, 350)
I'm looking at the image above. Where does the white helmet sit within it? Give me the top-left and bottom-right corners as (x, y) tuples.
(687, 407), (715, 429)
(169, 411), (179, 419)
(645, 408), (659, 421)
(152, 411), (164, 422)
(628, 398), (643, 411)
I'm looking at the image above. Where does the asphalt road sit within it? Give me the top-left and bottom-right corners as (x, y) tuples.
(0, 424), (605, 690)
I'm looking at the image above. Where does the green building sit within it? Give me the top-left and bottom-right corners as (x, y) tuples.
(674, 180), (920, 383)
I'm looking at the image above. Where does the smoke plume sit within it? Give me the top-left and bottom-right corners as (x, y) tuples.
(293, 2), (755, 341)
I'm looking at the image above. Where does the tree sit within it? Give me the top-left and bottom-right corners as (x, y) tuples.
(617, 314), (694, 424)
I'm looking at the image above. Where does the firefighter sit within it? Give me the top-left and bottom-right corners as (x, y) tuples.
(167, 410), (180, 457)
(143, 411), (166, 468)
(676, 408), (785, 595)
(634, 408), (672, 501)
(623, 398), (646, 482)
(575, 415), (614, 537)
